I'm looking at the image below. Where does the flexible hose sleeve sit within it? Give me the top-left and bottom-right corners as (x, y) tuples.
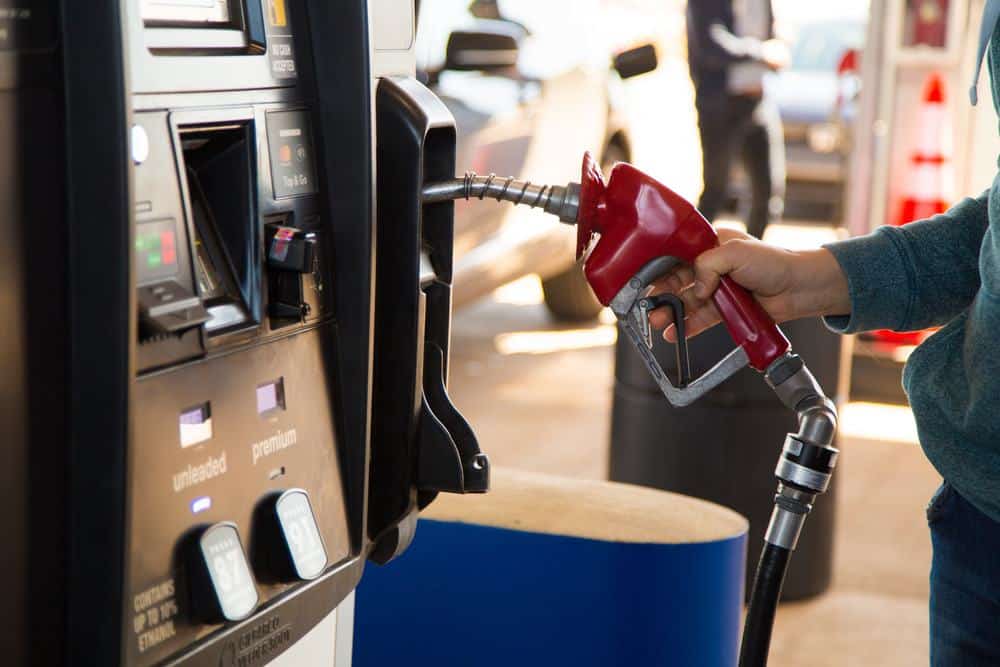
(739, 542), (791, 667)
(422, 174), (581, 223)
(422, 175), (553, 207)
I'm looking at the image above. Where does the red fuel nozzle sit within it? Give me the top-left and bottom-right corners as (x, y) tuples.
(420, 152), (790, 373)
(575, 151), (790, 372)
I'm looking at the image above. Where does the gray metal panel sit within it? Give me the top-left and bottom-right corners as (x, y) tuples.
(124, 0), (295, 94)
(263, 595), (355, 667)
(370, 0), (416, 77)
(0, 87), (27, 667)
(844, 0), (887, 237)
(334, 592), (356, 667)
(0, 11), (69, 660)
(273, 609), (337, 665)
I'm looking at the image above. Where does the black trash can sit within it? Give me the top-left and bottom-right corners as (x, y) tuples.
(609, 316), (851, 601)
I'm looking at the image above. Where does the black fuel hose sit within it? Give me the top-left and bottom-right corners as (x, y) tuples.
(739, 542), (791, 667)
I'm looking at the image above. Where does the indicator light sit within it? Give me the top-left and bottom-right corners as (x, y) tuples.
(160, 229), (176, 265)
(190, 496), (212, 514)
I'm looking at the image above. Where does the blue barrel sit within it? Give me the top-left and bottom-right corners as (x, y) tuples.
(354, 468), (748, 667)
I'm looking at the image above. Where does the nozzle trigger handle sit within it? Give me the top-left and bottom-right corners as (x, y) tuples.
(640, 292), (691, 388)
(712, 277), (789, 371)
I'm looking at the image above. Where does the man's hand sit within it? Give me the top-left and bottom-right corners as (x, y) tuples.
(647, 228), (850, 342)
(761, 39), (790, 71)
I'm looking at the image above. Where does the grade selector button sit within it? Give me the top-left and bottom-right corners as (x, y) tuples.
(255, 489), (328, 582)
(190, 522), (259, 623)
(276, 490), (328, 579)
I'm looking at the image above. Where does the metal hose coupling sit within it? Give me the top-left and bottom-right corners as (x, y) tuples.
(760, 353), (840, 551)
(421, 172), (581, 224)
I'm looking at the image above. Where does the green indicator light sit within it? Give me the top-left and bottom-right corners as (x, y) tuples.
(148, 253), (162, 267)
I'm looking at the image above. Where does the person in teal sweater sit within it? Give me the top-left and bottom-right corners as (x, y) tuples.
(651, 3), (1000, 663)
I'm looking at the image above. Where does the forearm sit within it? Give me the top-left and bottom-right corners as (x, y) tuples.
(822, 194), (989, 333)
(787, 248), (851, 320)
(708, 24), (766, 63)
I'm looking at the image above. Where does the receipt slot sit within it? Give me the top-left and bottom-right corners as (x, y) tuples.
(0, 1), (471, 665)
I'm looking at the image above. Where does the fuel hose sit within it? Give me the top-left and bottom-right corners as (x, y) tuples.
(739, 543), (791, 667)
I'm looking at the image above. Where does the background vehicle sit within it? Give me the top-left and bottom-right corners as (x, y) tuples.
(416, 0), (657, 320)
(728, 18), (866, 222)
(770, 19), (865, 220)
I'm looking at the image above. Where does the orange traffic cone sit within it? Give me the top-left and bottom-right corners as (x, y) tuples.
(895, 73), (952, 226)
(870, 73), (952, 347)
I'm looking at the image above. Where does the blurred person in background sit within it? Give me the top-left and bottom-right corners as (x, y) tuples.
(686, 0), (789, 238)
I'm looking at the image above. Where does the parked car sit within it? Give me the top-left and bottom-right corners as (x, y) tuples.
(416, 0), (657, 320)
(729, 19), (865, 221)
(772, 19), (865, 219)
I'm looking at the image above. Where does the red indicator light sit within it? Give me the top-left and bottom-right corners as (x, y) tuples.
(279, 144), (292, 163)
(160, 230), (176, 265)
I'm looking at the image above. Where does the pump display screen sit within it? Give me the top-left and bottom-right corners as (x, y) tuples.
(141, 0), (232, 24)
(136, 218), (180, 283)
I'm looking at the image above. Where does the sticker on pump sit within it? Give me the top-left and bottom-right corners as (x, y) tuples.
(269, 227), (297, 263)
(268, 0), (287, 27)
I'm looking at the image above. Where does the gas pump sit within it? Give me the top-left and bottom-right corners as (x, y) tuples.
(1, 0), (480, 664)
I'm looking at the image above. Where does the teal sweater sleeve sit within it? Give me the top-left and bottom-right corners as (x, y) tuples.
(823, 192), (990, 333)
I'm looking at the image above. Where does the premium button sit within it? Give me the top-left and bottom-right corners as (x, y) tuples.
(253, 489), (328, 582)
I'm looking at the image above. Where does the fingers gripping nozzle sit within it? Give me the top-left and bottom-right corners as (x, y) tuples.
(610, 256), (751, 406)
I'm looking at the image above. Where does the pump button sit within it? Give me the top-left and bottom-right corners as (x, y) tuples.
(189, 523), (259, 624)
(253, 489), (328, 582)
(138, 281), (210, 337)
(276, 490), (327, 579)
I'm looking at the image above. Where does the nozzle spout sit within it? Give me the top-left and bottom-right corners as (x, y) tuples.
(421, 173), (581, 224)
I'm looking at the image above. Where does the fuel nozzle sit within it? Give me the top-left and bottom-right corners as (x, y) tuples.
(423, 152), (793, 408)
